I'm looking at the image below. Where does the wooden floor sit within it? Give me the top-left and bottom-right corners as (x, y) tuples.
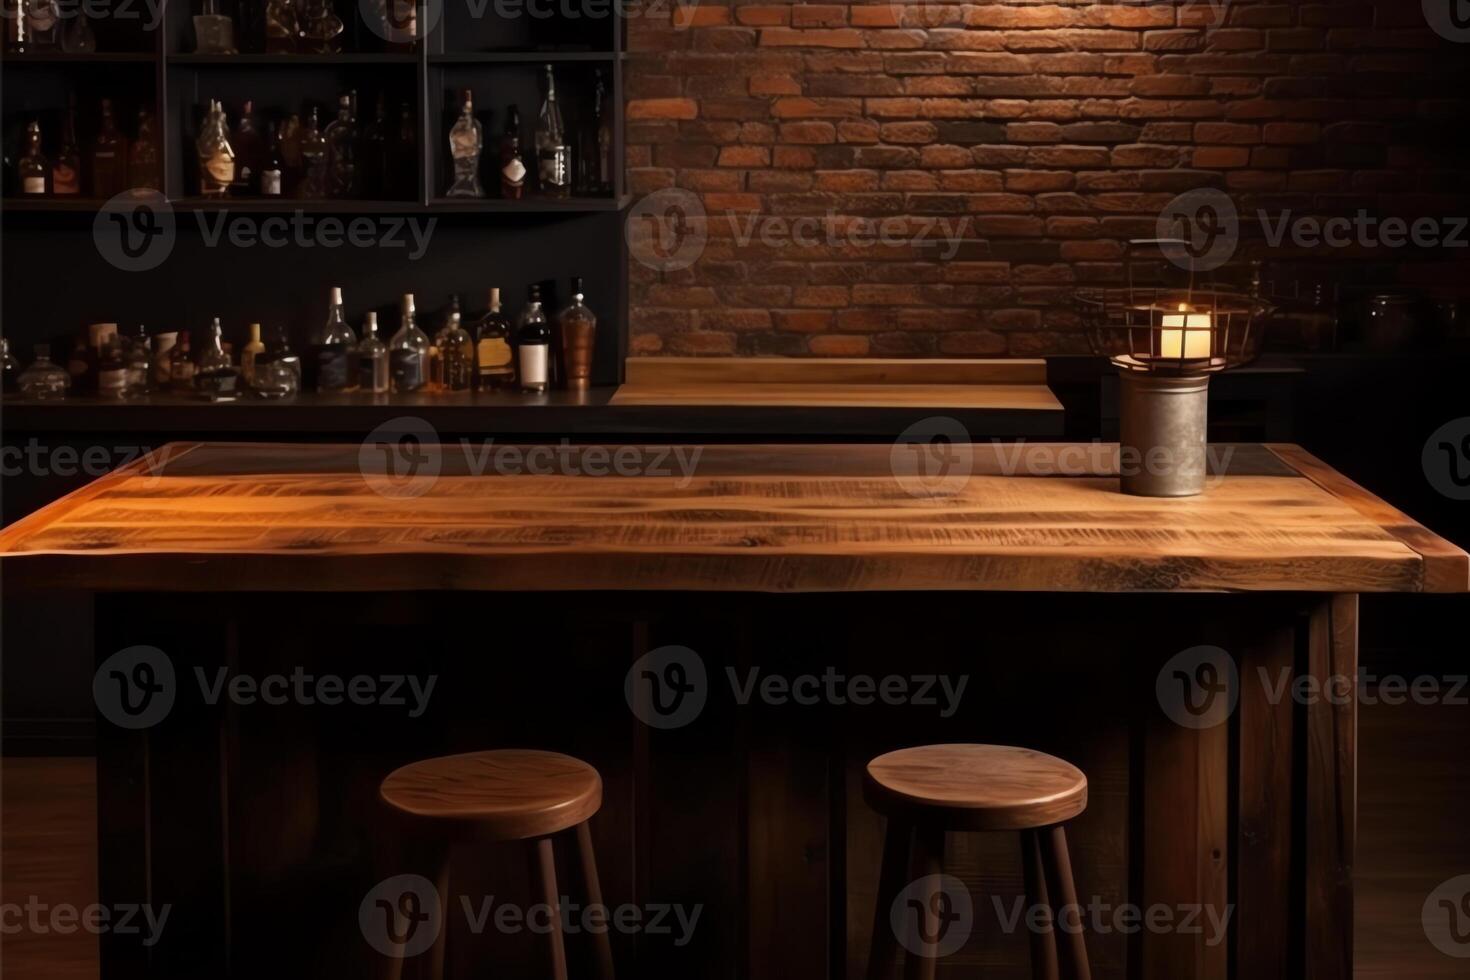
(1, 696), (1465, 979)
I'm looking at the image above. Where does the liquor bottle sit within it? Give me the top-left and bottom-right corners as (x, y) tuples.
(324, 91), (358, 198)
(311, 286), (359, 391)
(60, 9), (95, 52)
(298, 0), (342, 54)
(264, 0), (297, 53)
(193, 0), (237, 53)
(266, 324), (301, 389)
(89, 98), (128, 198)
(357, 311), (389, 393)
(535, 65), (570, 198)
(579, 70), (611, 194)
(18, 346), (69, 399)
(279, 113), (303, 195)
(196, 100), (235, 197)
(438, 295), (473, 391)
(66, 334), (92, 392)
(445, 89), (484, 199)
(123, 324), (152, 397)
(499, 105), (525, 200)
(231, 100), (266, 196)
(594, 71), (613, 194)
(359, 94), (389, 199)
(5, 0), (30, 54)
(196, 318), (239, 398)
(240, 322), (266, 384)
(251, 329), (299, 399)
(1, 338), (19, 394)
(473, 287), (515, 390)
(260, 123), (284, 196)
(169, 330), (196, 391)
(298, 107), (328, 199)
(517, 284), (550, 393)
(389, 293), (429, 392)
(25, 0), (59, 48)
(129, 108), (162, 192)
(52, 97), (81, 196)
(98, 339), (128, 399)
(557, 276), (597, 388)
(17, 121), (48, 196)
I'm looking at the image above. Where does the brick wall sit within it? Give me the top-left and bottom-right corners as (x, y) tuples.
(624, 0), (1470, 357)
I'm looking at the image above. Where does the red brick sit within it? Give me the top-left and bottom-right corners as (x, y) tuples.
(760, 28), (864, 48)
(628, 98), (699, 120)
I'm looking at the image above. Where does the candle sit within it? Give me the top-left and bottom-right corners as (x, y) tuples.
(1159, 310), (1213, 359)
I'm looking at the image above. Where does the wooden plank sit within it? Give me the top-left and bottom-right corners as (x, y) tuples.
(609, 382), (1062, 412)
(623, 357), (1048, 386)
(1305, 594), (1358, 980)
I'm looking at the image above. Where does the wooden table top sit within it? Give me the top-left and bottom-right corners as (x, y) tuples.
(1, 441), (1463, 594)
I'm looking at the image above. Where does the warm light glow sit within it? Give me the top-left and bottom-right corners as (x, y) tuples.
(1158, 305), (1213, 359)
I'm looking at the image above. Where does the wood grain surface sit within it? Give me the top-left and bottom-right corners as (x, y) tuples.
(863, 744), (1088, 831)
(1, 442), (1463, 594)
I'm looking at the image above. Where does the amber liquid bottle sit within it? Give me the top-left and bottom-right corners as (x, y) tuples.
(17, 121), (49, 196)
(52, 99), (81, 196)
(90, 98), (128, 199)
(129, 109), (162, 192)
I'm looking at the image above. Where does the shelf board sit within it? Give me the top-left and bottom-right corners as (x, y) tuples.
(429, 51), (619, 64)
(1, 51), (156, 64)
(426, 195), (630, 212)
(4, 196), (630, 215)
(171, 197), (426, 213)
(3, 197), (120, 212)
(167, 53), (419, 65)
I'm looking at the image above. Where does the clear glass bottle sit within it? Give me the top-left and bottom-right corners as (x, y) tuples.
(298, 107), (328, 199)
(251, 325), (299, 398)
(474, 287), (516, 390)
(499, 105), (526, 200)
(98, 339), (128, 399)
(52, 97), (81, 196)
(446, 88), (484, 199)
(357, 311), (389, 393)
(90, 98), (128, 198)
(123, 324), (152, 397)
(25, 0), (60, 48)
(324, 91), (358, 198)
(193, 0), (237, 53)
(18, 120), (48, 196)
(129, 108), (162, 192)
(1, 338), (20, 394)
(18, 346), (69, 399)
(535, 65), (570, 198)
(437, 295), (473, 392)
(196, 100), (235, 197)
(231, 99), (265, 196)
(60, 9), (95, 53)
(557, 276), (598, 389)
(263, 0), (298, 53)
(169, 330), (196, 392)
(389, 293), (429, 392)
(240, 322), (266, 385)
(517, 284), (550, 393)
(196, 317), (239, 398)
(311, 286), (358, 391)
(299, 0), (342, 54)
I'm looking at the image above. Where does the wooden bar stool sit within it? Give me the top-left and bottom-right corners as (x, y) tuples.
(863, 744), (1091, 980)
(378, 749), (616, 980)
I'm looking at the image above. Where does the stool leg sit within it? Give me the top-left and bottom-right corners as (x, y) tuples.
(528, 836), (570, 980)
(1021, 830), (1060, 980)
(903, 825), (945, 980)
(425, 849), (451, 980)
(574, 821), (616, 980)
(866, 819), (913, 980)
(1040, 826), (1091, 980)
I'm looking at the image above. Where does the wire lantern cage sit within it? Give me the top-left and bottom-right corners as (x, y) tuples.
(1077, 239), (1272, 378)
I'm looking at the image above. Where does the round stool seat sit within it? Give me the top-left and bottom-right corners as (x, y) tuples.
(380, 749), (602, 840)
(864, 743), (1087, 832)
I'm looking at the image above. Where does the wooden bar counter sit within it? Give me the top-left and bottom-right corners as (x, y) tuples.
(2, 441), (1463, 980)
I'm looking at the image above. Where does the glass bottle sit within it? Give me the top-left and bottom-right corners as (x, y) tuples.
(517, 284), (550, 393)
(535, 65), (570, 198)
(89, 98), (128, 198)
(357, 311), (389, 393)
(129, 108), (162, 192)
(52, 97), (81, 196)
(18, 346), (69, 400)
(438, 295), (473, 392)
(18, 121), (48, 196)
(580, 69), (611, 194)
(311, 286), (358, 391)
(98, 339), (128, 399)
(298, 0), (342, 54)
(196, 317), (238, 398)
(231, 99), (265, 196)
(1, 338), (20, 394)
(279, 113), (303, 195)
(25, 0), (60, 48)
(240, 322), (266, 385)
(268, 324), (300, 389)
(499, 104), (525, 200)
(196, 100), (235, 197)
(60, 9), (95, 52)
(389, 293), (429, 392)
(324, 91), (358, 198)
(251, 326), (299, 399)
(263, 0), (297, 53)
(474, 287), (516, 390)
(5, 0), (29, 54)
(260, 123), (284, 196)
(169, 330), (196, 392)
(298, 107), (328, 199)
(193, 0), (237, 53)
(445, 89), (484, 199)
(124, 324), (152, 397)
(557, 276), (597, 389)
(67, 334), (93, 392)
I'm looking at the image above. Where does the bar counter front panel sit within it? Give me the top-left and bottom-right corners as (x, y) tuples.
(2, 441), (1463, 980)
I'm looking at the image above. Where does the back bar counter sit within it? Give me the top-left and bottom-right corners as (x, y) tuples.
(2, 440), (1464, 980)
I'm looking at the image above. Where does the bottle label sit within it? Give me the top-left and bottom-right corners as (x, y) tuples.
(538, 147), (568, 188)
(389, 349), (424, 390)
(262, 169), (282, 195)
(360, 351), (385, 390)
(204, 151), (235, 186)
(99, 368), (127, 394)
(317, 346), (350, 390)
(22, 176), (45, 194)
(52, 165), (79, 195)
(477, 337), (512, 369)
(520, 343), (548, 386)
(502, 157), (526, 186)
